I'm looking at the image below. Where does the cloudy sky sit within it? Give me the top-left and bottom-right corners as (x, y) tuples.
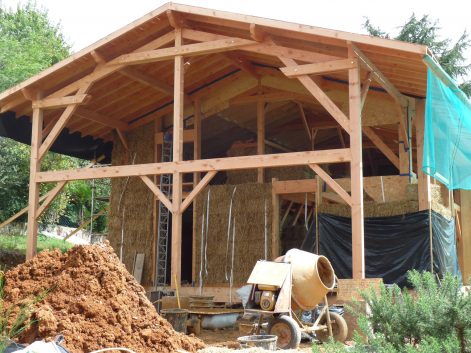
(1, 0), (470, 56)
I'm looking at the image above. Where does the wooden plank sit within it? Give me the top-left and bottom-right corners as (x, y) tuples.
(155, 129), (195, 144)
(171, 28), (184, 289)
(348, 45), (365, 280)
(279, 56), (350, 133)
(113, 37), (256, 66)
(116, 129), (129, 151)
(309, 164), (351, 206)
(281, 58), (358, 77)
(140, 175), (173, 211)
(363, 126), (400, 169)
(292, 204), (304, 226)
(272, 179), (317, 194)
(249, 23), (266, 42)
(181, 171), (217, 213)
(32, 94), (91, 110)
(416, 99), (431, 210)
(26, 99), (43, 260)
(257, 97), (265, 183)
(271, 178), (280, 259)
(36, 149), (352, 182)
(280, 201), (294, 228)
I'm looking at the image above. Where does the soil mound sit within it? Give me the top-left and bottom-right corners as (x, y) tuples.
(4, 242), (204, 353)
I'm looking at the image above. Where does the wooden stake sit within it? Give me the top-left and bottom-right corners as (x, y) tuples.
(257, 97), (265, 183)
(271, 178), (280, 259)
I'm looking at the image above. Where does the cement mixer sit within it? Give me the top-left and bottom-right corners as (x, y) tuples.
(243, 249), (347, 349)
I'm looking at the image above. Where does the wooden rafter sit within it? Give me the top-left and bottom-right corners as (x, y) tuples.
(180, 171), (217, 213)
(309, 164), (352, 206)
(36, 149), (352, 183)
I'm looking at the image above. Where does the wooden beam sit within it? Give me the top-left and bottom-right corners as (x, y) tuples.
(292, 204), (304, 226)
(280, 201), (294, 228)
(416, 99), (431, 211)
(193, 98), (202, 185)
(64, 207), (108, 240)
(155, 130), (195, 144)
(309, 164), (351, 206)
(363, 126), (400, 169)
(348, 45), (365, 280)
(1, 193), (48, 230)
(140, 175), (173, 211)
(167, 10), (185, 28)
(39, 84), (93, 160)
(223, 52), (259, 79)
(271, 178), (280, 259)
(116, 129), (129, 151)
(460, 190), (471, 284)
(250, 23), (266, 42)
(281, 58), (358, 77)
(279, 56), (351, 134)
(113, 37), (256, 66)
(360, 71), (373, 110)
(32, 94), (91, 110)
(297, 103), (312, 143)
(181, 171), (217, 213)
(75, 108), (129, 131)
(272, 179), (317, 194)
(257, 97), (265, 183)
(26, 96), (43, 260)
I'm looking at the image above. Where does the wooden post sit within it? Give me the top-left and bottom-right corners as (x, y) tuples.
(26, 95), (43, 260)
(271, 178), (280, 259)
(460, 191), (471, 284)
(348, 46), (365, 279)
(194, 98), (202, 185)
(171, 28), (184, 289)
(257, 98), (265, 183)
(415, 99), (431, 211)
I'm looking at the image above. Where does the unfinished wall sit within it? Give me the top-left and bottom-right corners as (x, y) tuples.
(108, 123), (155, 286)
(194, 183), (272, 285)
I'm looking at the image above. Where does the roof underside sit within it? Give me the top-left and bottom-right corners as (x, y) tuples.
(0, 3), (428, 162)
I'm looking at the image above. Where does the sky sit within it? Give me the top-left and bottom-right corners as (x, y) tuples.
(1, 0), (471, 56)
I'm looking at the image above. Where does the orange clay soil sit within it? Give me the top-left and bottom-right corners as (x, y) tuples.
(4, 242), (204, 353)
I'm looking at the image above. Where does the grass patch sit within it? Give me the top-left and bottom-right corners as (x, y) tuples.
(0, 234), (72, 253)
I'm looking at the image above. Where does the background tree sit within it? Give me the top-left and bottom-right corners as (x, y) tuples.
(0, 2), (108, 232)
(363, 14), (471, 96)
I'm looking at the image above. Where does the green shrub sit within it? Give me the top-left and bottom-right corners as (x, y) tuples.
(313, 271), (471, 353)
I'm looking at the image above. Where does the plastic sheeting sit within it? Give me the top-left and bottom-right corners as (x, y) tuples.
(308, 211), (460, 287)
(423, 56), (471, 189)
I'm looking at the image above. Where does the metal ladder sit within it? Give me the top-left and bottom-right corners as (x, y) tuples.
(155, 132), (173, 287)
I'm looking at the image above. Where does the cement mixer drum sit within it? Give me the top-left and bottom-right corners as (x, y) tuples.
(283, 249), (336, 311)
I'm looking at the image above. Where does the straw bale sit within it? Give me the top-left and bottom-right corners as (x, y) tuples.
(194, 183), (272, 285)
(108, 123), (155, 286)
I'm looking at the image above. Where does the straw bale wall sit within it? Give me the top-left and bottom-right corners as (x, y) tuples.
(194, 183), (272, 285)
(108, 124), (155, 286)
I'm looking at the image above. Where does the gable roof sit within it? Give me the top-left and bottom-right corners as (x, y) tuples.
(0, 2), (429, 161)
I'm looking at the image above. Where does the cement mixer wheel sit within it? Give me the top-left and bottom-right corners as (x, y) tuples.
(267, 315), (301, 349)
(316, 312), (348, 343)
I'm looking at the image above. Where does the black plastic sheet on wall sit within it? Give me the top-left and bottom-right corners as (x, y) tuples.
(308, 210), (460, 287)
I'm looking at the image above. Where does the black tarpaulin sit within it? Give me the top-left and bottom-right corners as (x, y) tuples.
(0, 112), (113, 163)
(302, 210), (460, 287)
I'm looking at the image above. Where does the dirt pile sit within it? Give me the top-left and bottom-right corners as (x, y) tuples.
(4, 242), (204, 353)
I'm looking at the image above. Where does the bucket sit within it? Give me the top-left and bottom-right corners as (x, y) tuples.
(160, 308), (189, 333)
(283, 249), (335, 310)
(237, 335), (277, 350)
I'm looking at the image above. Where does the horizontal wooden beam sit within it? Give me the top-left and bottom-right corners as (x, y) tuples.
(155, 129), (194, 144)
(112, 37), (256, 66)
(36, 149), (351, 183)
(272, 179), (317, 194)
(281, 58), (358, 77)
(32, 94), (91, 110)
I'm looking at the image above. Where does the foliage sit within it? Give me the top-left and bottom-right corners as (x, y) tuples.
(363, 14), (471, 96)
(313, 271), (471, 353)
(0, 270), (48, 352)
(0, 234), (72, 253)
(0, 2), (109, 233)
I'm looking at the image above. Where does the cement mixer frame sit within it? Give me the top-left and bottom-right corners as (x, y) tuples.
(244, 250), (348, 349)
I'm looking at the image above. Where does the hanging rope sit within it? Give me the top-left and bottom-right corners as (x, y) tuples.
(225, 186), (237, 280)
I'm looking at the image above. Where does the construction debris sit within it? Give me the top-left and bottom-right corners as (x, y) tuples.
(4, 242), (204, 353)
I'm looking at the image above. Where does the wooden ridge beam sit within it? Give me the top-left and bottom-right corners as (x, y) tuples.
(279, 56), (351, 133)
(281, 58), (358, 77)
(180, 171), (217, 213)
(140, 175), (173, 211)
(309, 164), (352, 206)
(36, 149), (351, 183)
(32, 94), (91, 110)
(112, 37), (256, 66)
(363, 126), (400, 169)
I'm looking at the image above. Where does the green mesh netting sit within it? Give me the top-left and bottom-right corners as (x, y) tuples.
(423, 56), (471, 190)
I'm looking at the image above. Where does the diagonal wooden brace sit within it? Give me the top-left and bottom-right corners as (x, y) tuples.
(180, 170), (217, 213)
(140, 175), (173, 212)
(309, 164), (352, 206)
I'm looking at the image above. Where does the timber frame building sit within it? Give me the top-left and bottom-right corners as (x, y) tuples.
(0, 3), (464, 288)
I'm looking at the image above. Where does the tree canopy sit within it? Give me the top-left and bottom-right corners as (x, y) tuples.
(363, 14), (471, 96)
(0, 2), (108, 232)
